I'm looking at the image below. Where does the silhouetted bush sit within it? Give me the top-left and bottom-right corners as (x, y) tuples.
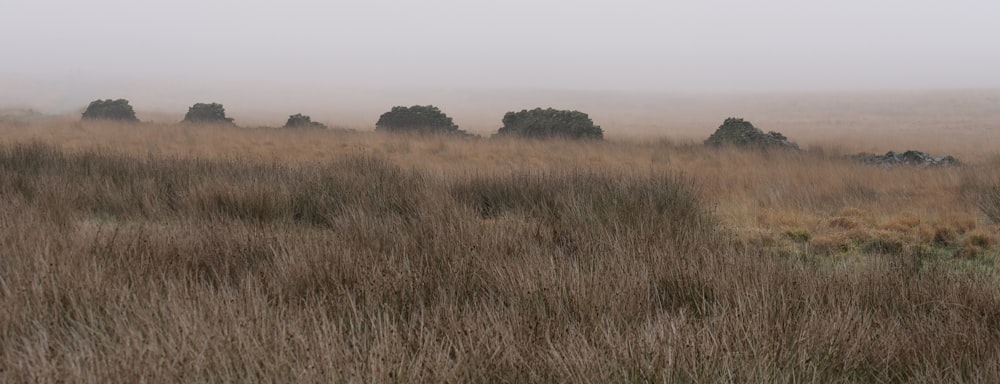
(284, 114), (326, 129)
(81, 99), (139, 122)
(375, 105), (468, 135)
(183, 103), (235, 125)
(704, 117), (798, 149)
(495, 108), (603, 140)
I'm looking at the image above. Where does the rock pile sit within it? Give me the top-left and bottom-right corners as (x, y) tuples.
(851, 150), (960, 167)
(704, 118), (799, 150)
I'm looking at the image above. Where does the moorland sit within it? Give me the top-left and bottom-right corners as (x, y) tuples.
(1, 90), (1000, 382)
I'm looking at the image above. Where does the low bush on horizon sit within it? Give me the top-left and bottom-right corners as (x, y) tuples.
(182, 102), (235, 125)
(375, 105), (472, 136)
(704, 117), (798, 149)
(81, 99), (140, 122)
(283, 113), (327, 129)
(495, 108), (604, 140)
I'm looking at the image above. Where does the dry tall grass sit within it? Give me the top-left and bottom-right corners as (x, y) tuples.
(2, 120), (1000, 382)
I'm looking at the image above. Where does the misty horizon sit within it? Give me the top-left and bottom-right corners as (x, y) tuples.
(3, 0), (1000, 129)
(4, 2), (999, 87)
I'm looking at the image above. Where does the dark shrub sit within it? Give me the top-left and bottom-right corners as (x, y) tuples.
(495, 108), (603, 140)
(183, 103), (235, 125)
(284, 114), (326, 129)
(81, 99), (139, 122)
(375, 105), (467, 135)
(704, 117), (798, 149)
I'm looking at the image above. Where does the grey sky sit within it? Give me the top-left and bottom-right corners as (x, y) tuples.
(2, 0), (999, 118)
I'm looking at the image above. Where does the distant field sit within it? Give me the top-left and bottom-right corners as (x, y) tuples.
(6, 89), (1000, 154)
(1, 93), (1000, 381)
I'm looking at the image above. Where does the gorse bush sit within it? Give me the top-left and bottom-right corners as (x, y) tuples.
(375, 105), (468, 135)
(183, 102), (235, 125)
(81, 99), (139, 122)
(284, 113), (326, 129)
(704, 117), (798, 149)
(495, 108), (603, 140)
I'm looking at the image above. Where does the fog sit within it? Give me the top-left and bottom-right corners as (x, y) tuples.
(3, 0), (999, 126)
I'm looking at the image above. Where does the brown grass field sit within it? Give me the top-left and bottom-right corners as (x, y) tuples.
(2, 93), (1000, 382)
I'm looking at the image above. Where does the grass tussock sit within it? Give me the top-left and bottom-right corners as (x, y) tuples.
(964, 173), (1000, 224)
(1, 122), (1000, 381)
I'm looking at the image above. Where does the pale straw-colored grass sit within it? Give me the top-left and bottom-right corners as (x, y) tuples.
(1, 114), (999, 381)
